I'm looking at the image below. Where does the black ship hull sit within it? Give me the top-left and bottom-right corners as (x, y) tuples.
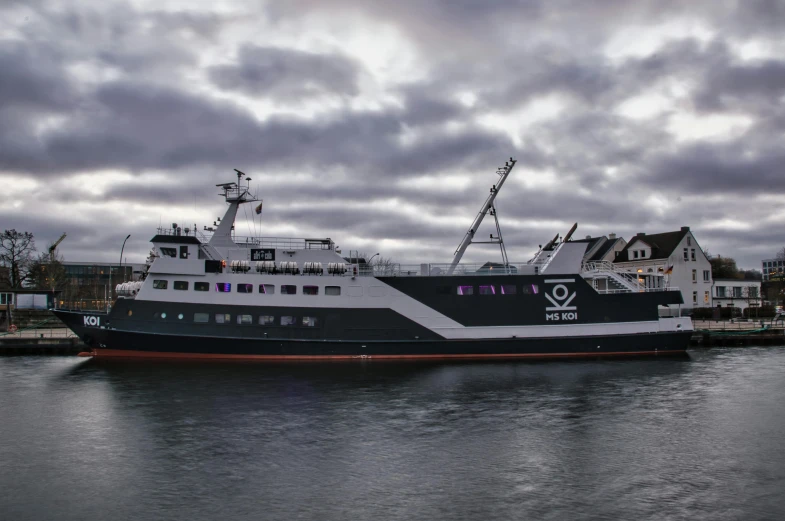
(55, 310), (691, 361)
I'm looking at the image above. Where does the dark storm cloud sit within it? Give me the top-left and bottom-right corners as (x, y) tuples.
(208, 45), (361, 99)
(2, 0), (784, 269)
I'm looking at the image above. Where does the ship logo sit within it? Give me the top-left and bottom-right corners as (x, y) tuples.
(544, 279), (578, 321)
(83, 316), (101, 327)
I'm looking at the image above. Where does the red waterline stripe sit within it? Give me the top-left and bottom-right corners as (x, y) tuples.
(90, 349), (684, 361)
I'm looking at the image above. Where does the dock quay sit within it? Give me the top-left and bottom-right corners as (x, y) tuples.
(690, 320), (785, 347)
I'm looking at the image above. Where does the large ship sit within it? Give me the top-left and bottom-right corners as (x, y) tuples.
(55, 159), (692, 360)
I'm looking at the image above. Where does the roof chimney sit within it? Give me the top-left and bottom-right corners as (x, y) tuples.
(636, 232), (645, 237)
(681, 226), (690, 232)
(609, 233), (616, 239)
(585, 235), (591, 240)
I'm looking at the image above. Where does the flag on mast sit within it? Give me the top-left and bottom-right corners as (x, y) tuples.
(255, 202), (263, 215)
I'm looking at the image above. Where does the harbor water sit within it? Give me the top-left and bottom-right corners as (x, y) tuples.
(2, 348), (784, 520)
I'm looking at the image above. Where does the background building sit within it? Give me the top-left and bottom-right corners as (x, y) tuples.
(713, 278), (762, 312)
(612, 226), (712, 310)
(761, 258), (784, 281)
(58, 261), (146, 309)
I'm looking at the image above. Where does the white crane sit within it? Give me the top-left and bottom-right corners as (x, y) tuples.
(448, 158), (516, 275)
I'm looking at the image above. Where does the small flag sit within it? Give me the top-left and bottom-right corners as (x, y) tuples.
(665, 263), (673, 274)
(255, 202), (263, 215)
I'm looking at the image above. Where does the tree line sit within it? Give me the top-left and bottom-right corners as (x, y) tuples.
(0, 229), (68, 290)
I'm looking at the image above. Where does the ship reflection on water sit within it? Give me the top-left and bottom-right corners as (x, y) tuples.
(1, 349), (784, 521)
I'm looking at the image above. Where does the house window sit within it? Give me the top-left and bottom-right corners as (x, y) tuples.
(501, 285), (517, 295)
(691, 249), (696, 261)
(703, 270), (710, 282)
(692, 269), (697, 283)
(457, 286), (474, 296)
(281, 285), (297, 295)
(302, 317), (318, 327)
(215, 313), (231, 324)
(687, 236), (691, 246)
(237, 284), (253, 293)
(733, 287), (743, 298)
(325, 286), (341, 296)
(216, 283), (231, 292)
(159, 247), (177, 258)
(639, 250), (645, 258)
(173, 281), (189, 290)
(303, 286), (319, 296)
(194, 282), (209, 291)
(153, 280), (168, 289)
(683, 248), (689, 261)
(259, 315), (274, 325)
(717, 287), (726, 298)
(194, 313), (209, 323)
(281, 316), (296, 326)
(259, 284), (275, 294)
(704, 291), (709, 304)
(693, 291), (697, 304)
(749, 287), (759, 298)
(479, 285), (496, 295)
(633, 250), (639, 259)
(236, 314), (253, 325)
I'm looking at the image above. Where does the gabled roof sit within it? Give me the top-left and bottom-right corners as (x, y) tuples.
(589, 238), (622, 261)
(614, 228), (690, 262)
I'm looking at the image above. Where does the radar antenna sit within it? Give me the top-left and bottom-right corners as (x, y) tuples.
(448, 158), (516, 274)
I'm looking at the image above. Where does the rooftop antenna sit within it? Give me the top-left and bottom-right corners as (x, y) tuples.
(448, 157), (517, 275)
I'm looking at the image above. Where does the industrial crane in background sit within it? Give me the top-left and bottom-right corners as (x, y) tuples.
(49, 233), (66, 262)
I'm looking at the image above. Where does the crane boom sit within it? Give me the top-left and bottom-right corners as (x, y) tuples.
(448, 158), (516, 274)
(49, 233), (66, 262)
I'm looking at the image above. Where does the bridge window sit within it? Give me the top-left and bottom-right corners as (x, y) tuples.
(173, 281), (189, 290)
(216, 283), (231, 292)
(194, 313), (209, 323)
(194, 282), (209, 291)
(281, 316), (296, 326)
(259, 315), (274, 325)
(325, 286), (341, 296)
(281, 285), (297, 295)
(215, 313), (231, 324)
(457, 285), (474, 296)
(479, 285), (496, 295)
(236, 314), (252, 325)
(302, 317), (318, 327)
(501, 285), (517, 295)
(259, 284), (275, 294)
(303, 285), (319, 295)
(152, 280), (168, 289)
(159, 247), (177, 258)
(237, 284), (253, 293)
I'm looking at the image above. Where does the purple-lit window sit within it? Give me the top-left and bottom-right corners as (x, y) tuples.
(522, 284), (539, 295)
(237, 284), (253, 293)
(259, 284), (275, 294)
(216, 283), (231, 292)
(479, 285), (496, 295)
(457, 286), (474, 296)
(281, 285), (297, 295)
(531, 285), (539, 294)
(501, 285), (517, 295)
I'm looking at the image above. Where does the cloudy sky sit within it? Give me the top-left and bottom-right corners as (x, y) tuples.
(2, 0), (784, 269)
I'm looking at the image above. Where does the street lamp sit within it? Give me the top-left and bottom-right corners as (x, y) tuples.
(368, 253), (380, 265)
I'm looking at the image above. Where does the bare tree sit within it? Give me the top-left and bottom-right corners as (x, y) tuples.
(0, 229), (36, 288)
(776, 247), (785, 260)
(28, 252), (69, 292)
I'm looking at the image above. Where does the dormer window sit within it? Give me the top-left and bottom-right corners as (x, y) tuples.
(639, 249), (645, 258)
(633, 251), (639, 259)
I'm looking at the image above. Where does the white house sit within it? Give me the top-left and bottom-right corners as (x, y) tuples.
(712, 278), (762, 312)
(612, 226), (713, 310)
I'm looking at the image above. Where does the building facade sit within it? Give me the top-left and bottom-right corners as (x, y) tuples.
(761, 258), (784, 281)
(612, 226), (713, 310)
(712, 278), (762, 312)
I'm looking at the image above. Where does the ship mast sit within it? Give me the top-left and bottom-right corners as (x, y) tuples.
(208, 169), (257, 248)
(448, 158), (517, 275)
